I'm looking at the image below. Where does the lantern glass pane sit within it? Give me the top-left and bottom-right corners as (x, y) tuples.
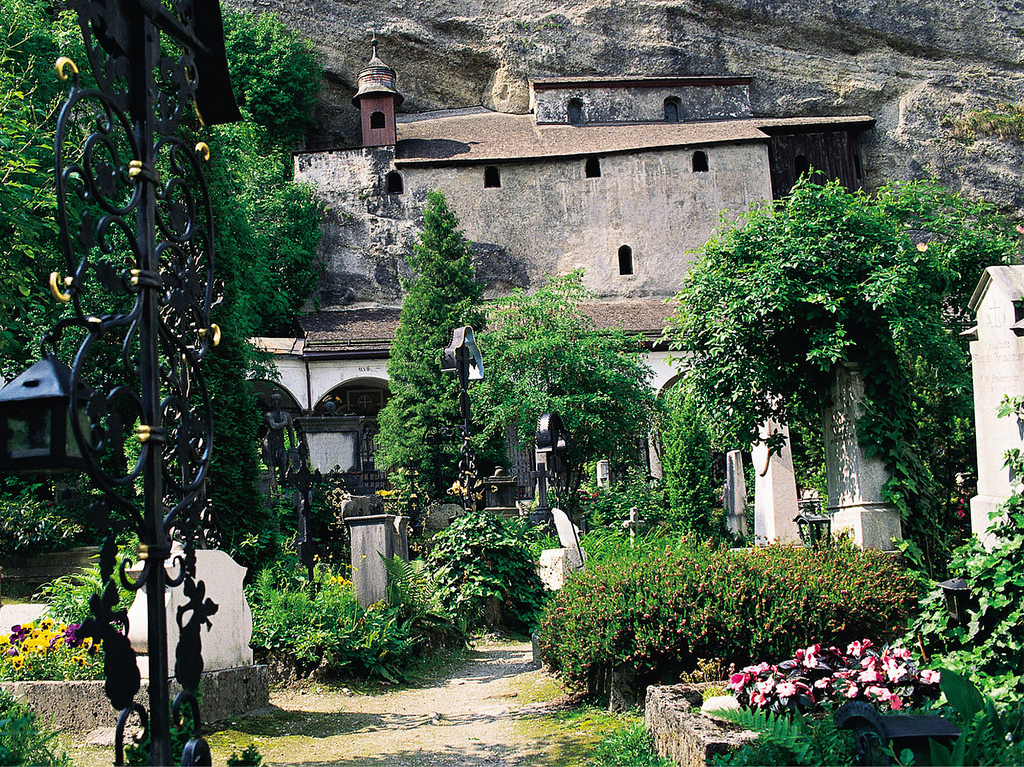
(65, 406), (88, 459)
(8, 409), (52, 459)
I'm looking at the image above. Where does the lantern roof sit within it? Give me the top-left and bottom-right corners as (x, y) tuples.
(0, 356), (76, 404)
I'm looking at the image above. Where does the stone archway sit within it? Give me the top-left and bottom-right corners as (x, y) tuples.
(316, 378), (391, 490)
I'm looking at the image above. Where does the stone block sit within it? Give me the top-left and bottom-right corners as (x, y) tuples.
(646, 684), (757, 767)
(723, 450), (747, 538)
(1, 665), (269, 732)
(126, 549), (253, 673)
(538, 547), (586, 591)
(347, 514), (410, 606)
(752, 418), (801, 544)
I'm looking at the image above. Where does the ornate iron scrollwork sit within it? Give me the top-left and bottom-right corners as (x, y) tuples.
(46, 0), (239, 763)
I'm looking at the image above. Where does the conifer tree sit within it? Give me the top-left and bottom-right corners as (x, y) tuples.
(377, 191), (485, 501)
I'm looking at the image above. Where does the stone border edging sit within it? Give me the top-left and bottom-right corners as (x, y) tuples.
(645, 684), (758, 767)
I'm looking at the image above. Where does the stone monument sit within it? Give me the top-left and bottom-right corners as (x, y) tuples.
(344, 499), (410, 606)
(723, 449), (747, 539)
(751, 418), (801, 544)
(966, 266), (1024, 546)
(823, 362), (902, 551)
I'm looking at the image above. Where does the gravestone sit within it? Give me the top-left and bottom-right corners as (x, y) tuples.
(751, 418), (801, 544)
(483, 468), (519, 518)
(538, 507), (586, 590)
(723, 450), (747, 539)
(345, 506), (410, 607)
(126, 548), (253, 674)
(966, 266), (1024, 546)
(823, 362), (902, 551)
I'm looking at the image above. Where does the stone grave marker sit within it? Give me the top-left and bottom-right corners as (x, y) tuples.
(723, 449), (747, 539)
(823, 362), (902, 551)
(751, 418), (801, 544)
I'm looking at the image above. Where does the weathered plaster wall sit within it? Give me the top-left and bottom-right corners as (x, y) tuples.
(254, 352), (390, 411)
(532, 82), (752, 124)
(295, 142), (771, 306)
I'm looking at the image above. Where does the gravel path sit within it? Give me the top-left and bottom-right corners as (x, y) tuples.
(204, 640), (593, 767)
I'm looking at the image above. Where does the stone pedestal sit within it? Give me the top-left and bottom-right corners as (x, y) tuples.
(967, 266), (1024, 547)
(346, 513), (410, 607)
(723, 450), (747, 539)
(751, 419), (801, 544)
(538, 547), (586, 590)
(823, 362), (902, 551)
(127, 549), (253, 676)
(484, 469), (520, 519)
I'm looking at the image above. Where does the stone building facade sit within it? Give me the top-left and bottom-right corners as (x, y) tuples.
(255, 44), (874, 485)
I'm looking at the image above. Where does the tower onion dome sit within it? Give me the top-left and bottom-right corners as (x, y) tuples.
(352, 36), (404, 108)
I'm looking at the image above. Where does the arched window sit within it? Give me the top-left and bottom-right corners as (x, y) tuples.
(386, 171), (404, 195)
(484, 166), (501, 188)
(568, 98), (584, 127)
(664, 98), (680, 123)
(370, 111), (386, 129)
(618, 245), (634, 276)
(795, 154), (810, 180)
(585, 157), (601, 178)
(692, 151), (709, 173)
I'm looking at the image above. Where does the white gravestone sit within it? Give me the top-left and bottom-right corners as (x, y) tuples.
(538, 508), (587, 591)
(752, 418), (801, 544)
(723, 450), (747, 539)
(967, 266), (1024, 546)
(127, 548), (253, 677)
(823, 362), (902, 551)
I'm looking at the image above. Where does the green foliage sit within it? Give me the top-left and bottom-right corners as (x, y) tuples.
(948, 103), (1024, 143)
(667, 177), (1020, 573)
(584, 469), (665, 529)
(223, 11), (321, 147)
(0, 689), (69, 766)
(540, 537), (919, 696)
(658, 387), (721, 536)
(910, 396), (1024, 685)
(36, 547), (132, 624)
(383, 556), (465, 642)
(226, 743), (265, 767)
(377, 191), (485, 501)
(586, 721), (672, 767)
(247, 565), (416, 683)
(711, 708), (855, 766)
(474, 271), (655, 494)
(0, 488), (81, 558)
(427, 510), (546, 632)
(927, 670), (1024, 767)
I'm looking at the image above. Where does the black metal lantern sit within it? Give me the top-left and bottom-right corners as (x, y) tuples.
(938, 577), (974, 625)
(794, 509), (832, 548)
(0, 356), (90, 473)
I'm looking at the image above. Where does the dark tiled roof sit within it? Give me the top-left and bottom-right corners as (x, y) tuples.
(294, 299), (675, 356)
(394, 112), (874, 166)
(299, 308), (401, 354)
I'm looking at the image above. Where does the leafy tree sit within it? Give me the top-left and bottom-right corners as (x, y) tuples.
(223, 11), (321, 147)
(666, 176), (1019, 569)
(376, 191), (485, 501)
(659, 387), (720, 536)
(474, 271), (655, 496)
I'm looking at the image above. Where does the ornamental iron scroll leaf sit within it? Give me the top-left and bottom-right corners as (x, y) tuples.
(45, 0), (236, 762)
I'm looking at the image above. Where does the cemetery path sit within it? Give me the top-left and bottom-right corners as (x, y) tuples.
(202, 638), (605, 767)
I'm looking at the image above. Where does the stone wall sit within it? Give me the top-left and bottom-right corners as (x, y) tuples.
(295, 142), (771, 306)
(531, 80), (753, 124)
(645, 684), (758, 767)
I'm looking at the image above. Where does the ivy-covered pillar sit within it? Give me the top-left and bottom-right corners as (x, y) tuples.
(823, 362), (903, 551)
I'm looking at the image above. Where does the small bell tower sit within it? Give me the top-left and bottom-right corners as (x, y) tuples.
(352, 35), (404, 147)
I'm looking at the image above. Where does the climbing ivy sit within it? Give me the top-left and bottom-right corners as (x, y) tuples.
(666, 176), (1020, 570)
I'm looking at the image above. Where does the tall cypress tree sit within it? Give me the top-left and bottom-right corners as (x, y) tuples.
(377, 191), (484, 501)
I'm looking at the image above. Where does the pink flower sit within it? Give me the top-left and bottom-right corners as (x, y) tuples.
(756, 677), (776, 695)
(728, 672), (749, 690)
(920, 669), (941, 685)
(777, 682), (797, 698)
(814, 678), (831, 689)
(845, 684), (859, 699)
(889, 695), (903, 711)
(751, 691), (767, 708)
(866, 685), (891, 702)
(890, 647), (911, 660)
(1017, 224), (1024, 234)
(859, 669), (882, 683)
(847, 641), (864, 657)
(884, 661), (908, 683)
(917, 242), (928, 252)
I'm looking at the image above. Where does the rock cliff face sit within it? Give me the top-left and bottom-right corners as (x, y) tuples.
(225, 0), (1024, 206)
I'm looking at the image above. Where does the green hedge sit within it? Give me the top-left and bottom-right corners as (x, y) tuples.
(539, 537), (919, 695)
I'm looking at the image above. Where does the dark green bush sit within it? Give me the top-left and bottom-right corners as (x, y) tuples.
(585, 469), (666, 529)
(247, 566), (415, 683)
(540, 537), (919, 695)
(0, 488), (81, 559)
(428, 510), (546, 632)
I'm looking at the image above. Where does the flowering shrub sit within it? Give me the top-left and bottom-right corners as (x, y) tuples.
(540, 537), (919, 696)
(727, 640), (941, 715)
(0, 618), (103, 681)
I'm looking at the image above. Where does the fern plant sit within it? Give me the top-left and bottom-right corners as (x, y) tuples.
(710, 707), (855, 766)
(383, 556), (465, 640)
